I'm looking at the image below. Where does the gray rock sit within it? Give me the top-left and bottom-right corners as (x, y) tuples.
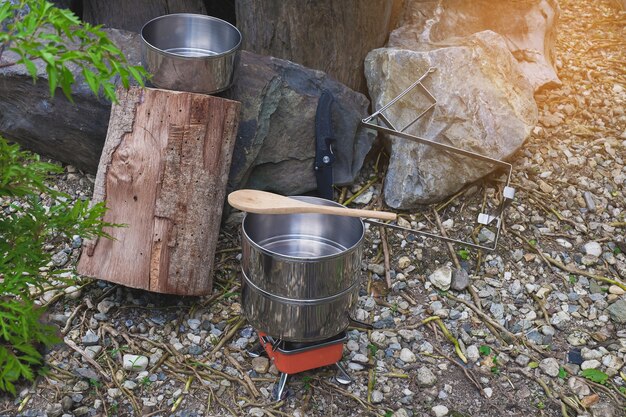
(0, 29), (140, 172)
(365, 31), (536, 207)
(428, 266), (452, 291)
(51, 250), (69, 267)
(568, 377), (591, 397)
(122, 354), (149, 372)
(606, 299), (626, 324)
(583, 241), (603, 257)
(431, 405), (449, 417)
(81, 329), (99, 346)
(400, 348), (417, 363)
(371, 390), (384, 404)
(539, 357), (560, 377)
(450, 268), (470, 291)
(224, 51), (375, 195)
(96, 300), (115, 315)
(391, 0), (560, 91)
(74, 368), (99, 381)
(251, 357), (270, 374)
(45, 403), (64, 417)
(416, 366), (437, 387)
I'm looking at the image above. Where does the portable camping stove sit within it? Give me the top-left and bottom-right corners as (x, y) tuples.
(247, 331), (352, 400)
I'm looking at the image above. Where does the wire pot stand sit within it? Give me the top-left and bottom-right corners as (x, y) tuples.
(361, 67), (516, 251)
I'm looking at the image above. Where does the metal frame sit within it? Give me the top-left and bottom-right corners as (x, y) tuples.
(361, 68), (515, 251)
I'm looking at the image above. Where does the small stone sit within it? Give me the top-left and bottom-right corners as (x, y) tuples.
(398, 256), (411, 269)
(428, 266), (452, 291)
(515, 354), (530, 367)
(187, 319), (201, 330)
(346, 340), (359, 351)
(75, 368), (99, 381)
(51, 250), (69, 267)
(370, 331), (386, 344)
(84, 345), (102, 359)
(122, 380), (137, 390)
(583, 242), (602, 257)
(61, 396), (73, 411)
(96, 299), (115, 315)
(368, 263), (385, 276)
(539, 357), (560, 377)
(249, 407), (265, 417)
(450, 268), (470, 291)
(348, 362), (365, 371)
(73, 406), (89, 416)
(72, 380), (89, 392)
(46, 403), (64, 417)
(478, 228), (496, 243)
(251, 357), (269, 374)
(568, 377), (591, 397)
(352, 353), (369, 363)
(64, 285), (81, 299)
(416, 366), (437, 387)
(581, 360), (601, 370)
(606, 299), (626, 324)
(82, 329), (99, 346)
(483, 387), (493, 398)
(431, 405), (449, 417)
(123, 354), (149, 372)
(550, 311), (571, 329)
(399, 348), (416, 363)
(609, 285), (625, 295)
(371, 390), (384, 404)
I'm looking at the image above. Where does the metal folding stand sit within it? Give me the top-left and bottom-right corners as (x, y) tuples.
(361, 67), (515, 251)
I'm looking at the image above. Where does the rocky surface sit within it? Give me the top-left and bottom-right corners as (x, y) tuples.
(392, 0), (561, 92)
(365, 30), (537, 207)
(1, 1), (625, 416)
(224, 51), (375, 195)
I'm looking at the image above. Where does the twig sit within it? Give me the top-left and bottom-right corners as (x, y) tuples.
(512, 231), (626, 291)
(432, 317), (467, 363)
(432, 208), (461, 270)
(225, 351), (260, 398)
(379, 227), (392, 289)
(64, 338), (111, 382)
(343, 176), (379, 206)
(61, 302), (86, 335)
(531, 293), (551, 323)
(210, 317), (245, 355)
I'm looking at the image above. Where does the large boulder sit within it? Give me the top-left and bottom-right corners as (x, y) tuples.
(0, 29), (140, 172)
(224, 51), (375, 195)
(0, 30), (373, 195)
(365, 31), (538, 208)
(390, 0), (561, 92)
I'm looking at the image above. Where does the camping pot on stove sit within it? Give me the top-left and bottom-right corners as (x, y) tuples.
(241, 197), (364, 342)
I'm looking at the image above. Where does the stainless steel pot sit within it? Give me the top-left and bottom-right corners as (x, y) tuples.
(141, 14), (241, 94)
(241, 196), (364, 342)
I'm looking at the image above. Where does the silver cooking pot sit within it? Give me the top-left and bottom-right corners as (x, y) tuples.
(141, 14), (241, 94)
(241, 197), (364, 342)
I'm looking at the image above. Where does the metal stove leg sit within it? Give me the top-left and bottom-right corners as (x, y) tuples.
(246, 342), (267, 358)
(273, 372), (289, 401)
(334, 362), (352, 385)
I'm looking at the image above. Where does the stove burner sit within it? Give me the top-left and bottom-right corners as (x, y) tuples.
(247, 330), (352, 400)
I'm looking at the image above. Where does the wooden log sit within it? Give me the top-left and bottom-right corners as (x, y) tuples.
(82, 0), (207, 33)
(77, 87), (240, 296)
(234, 0), (402, 94)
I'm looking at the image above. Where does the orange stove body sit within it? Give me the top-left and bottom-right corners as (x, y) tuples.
(258, 332), (346, 375)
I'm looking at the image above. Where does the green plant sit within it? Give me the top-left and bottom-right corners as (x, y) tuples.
(0, 0), (144, 394)
(558, 367), (567, 379)
(580, 369), (609, 384)
(367, 343), (378, 357)
(0, 0), (146, 101)
(457, 248), (470, 260)
(478, 345), (491, 356)
(568, 275), (577, 284)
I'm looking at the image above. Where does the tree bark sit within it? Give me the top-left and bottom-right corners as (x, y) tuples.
(77, 87), (240, 296)
(235, 0), (401, 94)
(82, 0), (207, 32)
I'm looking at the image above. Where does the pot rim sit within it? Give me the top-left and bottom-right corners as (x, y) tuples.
(140, 13), (242, 60)
(241, 197), (365, 262)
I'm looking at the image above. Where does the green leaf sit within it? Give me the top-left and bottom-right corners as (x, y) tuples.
(47, 64), (58, 96)
(528, 362), (539, 369)
(478, 345), (491, 356)
(457, 249), (470, 260)
(558, 367), (567, 379)
(581, 369), (608, 384)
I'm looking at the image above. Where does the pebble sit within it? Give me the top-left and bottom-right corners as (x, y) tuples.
(51, 250), (69, 267)
(450, 268), (470, 291)
(352, 353), (369, 363)
(96, 299), (115, 314)
(568, 377), (591, 397)
(581, 360), (601, 370)
(416, 366), (437, 387)
(123, 354), (149, 372)
(371, 390), (384, 403)
(81, 330), (99, 346)
(399, 348), (416, 363)
(428, 266), (452, 291)
(431, 405), (449, 417)
(583, 241), (602, 257)
(606, 299), (626, 323)
(539, 357), (560, 377)
(398, 256), (411, 269)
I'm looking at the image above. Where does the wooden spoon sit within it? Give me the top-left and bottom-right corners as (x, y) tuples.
(228, 189), (397, 221)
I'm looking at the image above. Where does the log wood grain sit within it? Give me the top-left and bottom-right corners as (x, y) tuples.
(78, 87), (240, 295)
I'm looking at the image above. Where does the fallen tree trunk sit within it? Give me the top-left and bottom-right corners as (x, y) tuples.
(78, 86), (240, 295)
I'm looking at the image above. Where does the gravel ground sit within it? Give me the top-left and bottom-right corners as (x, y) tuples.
(1, 0), (625, 416)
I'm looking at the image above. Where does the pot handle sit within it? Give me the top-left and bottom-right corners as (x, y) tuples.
(348, 317), (373, 331)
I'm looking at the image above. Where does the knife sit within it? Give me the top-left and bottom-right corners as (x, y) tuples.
(314, 90), (335, 200)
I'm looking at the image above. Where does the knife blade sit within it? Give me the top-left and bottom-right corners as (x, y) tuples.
(314, 90), (335, 200)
